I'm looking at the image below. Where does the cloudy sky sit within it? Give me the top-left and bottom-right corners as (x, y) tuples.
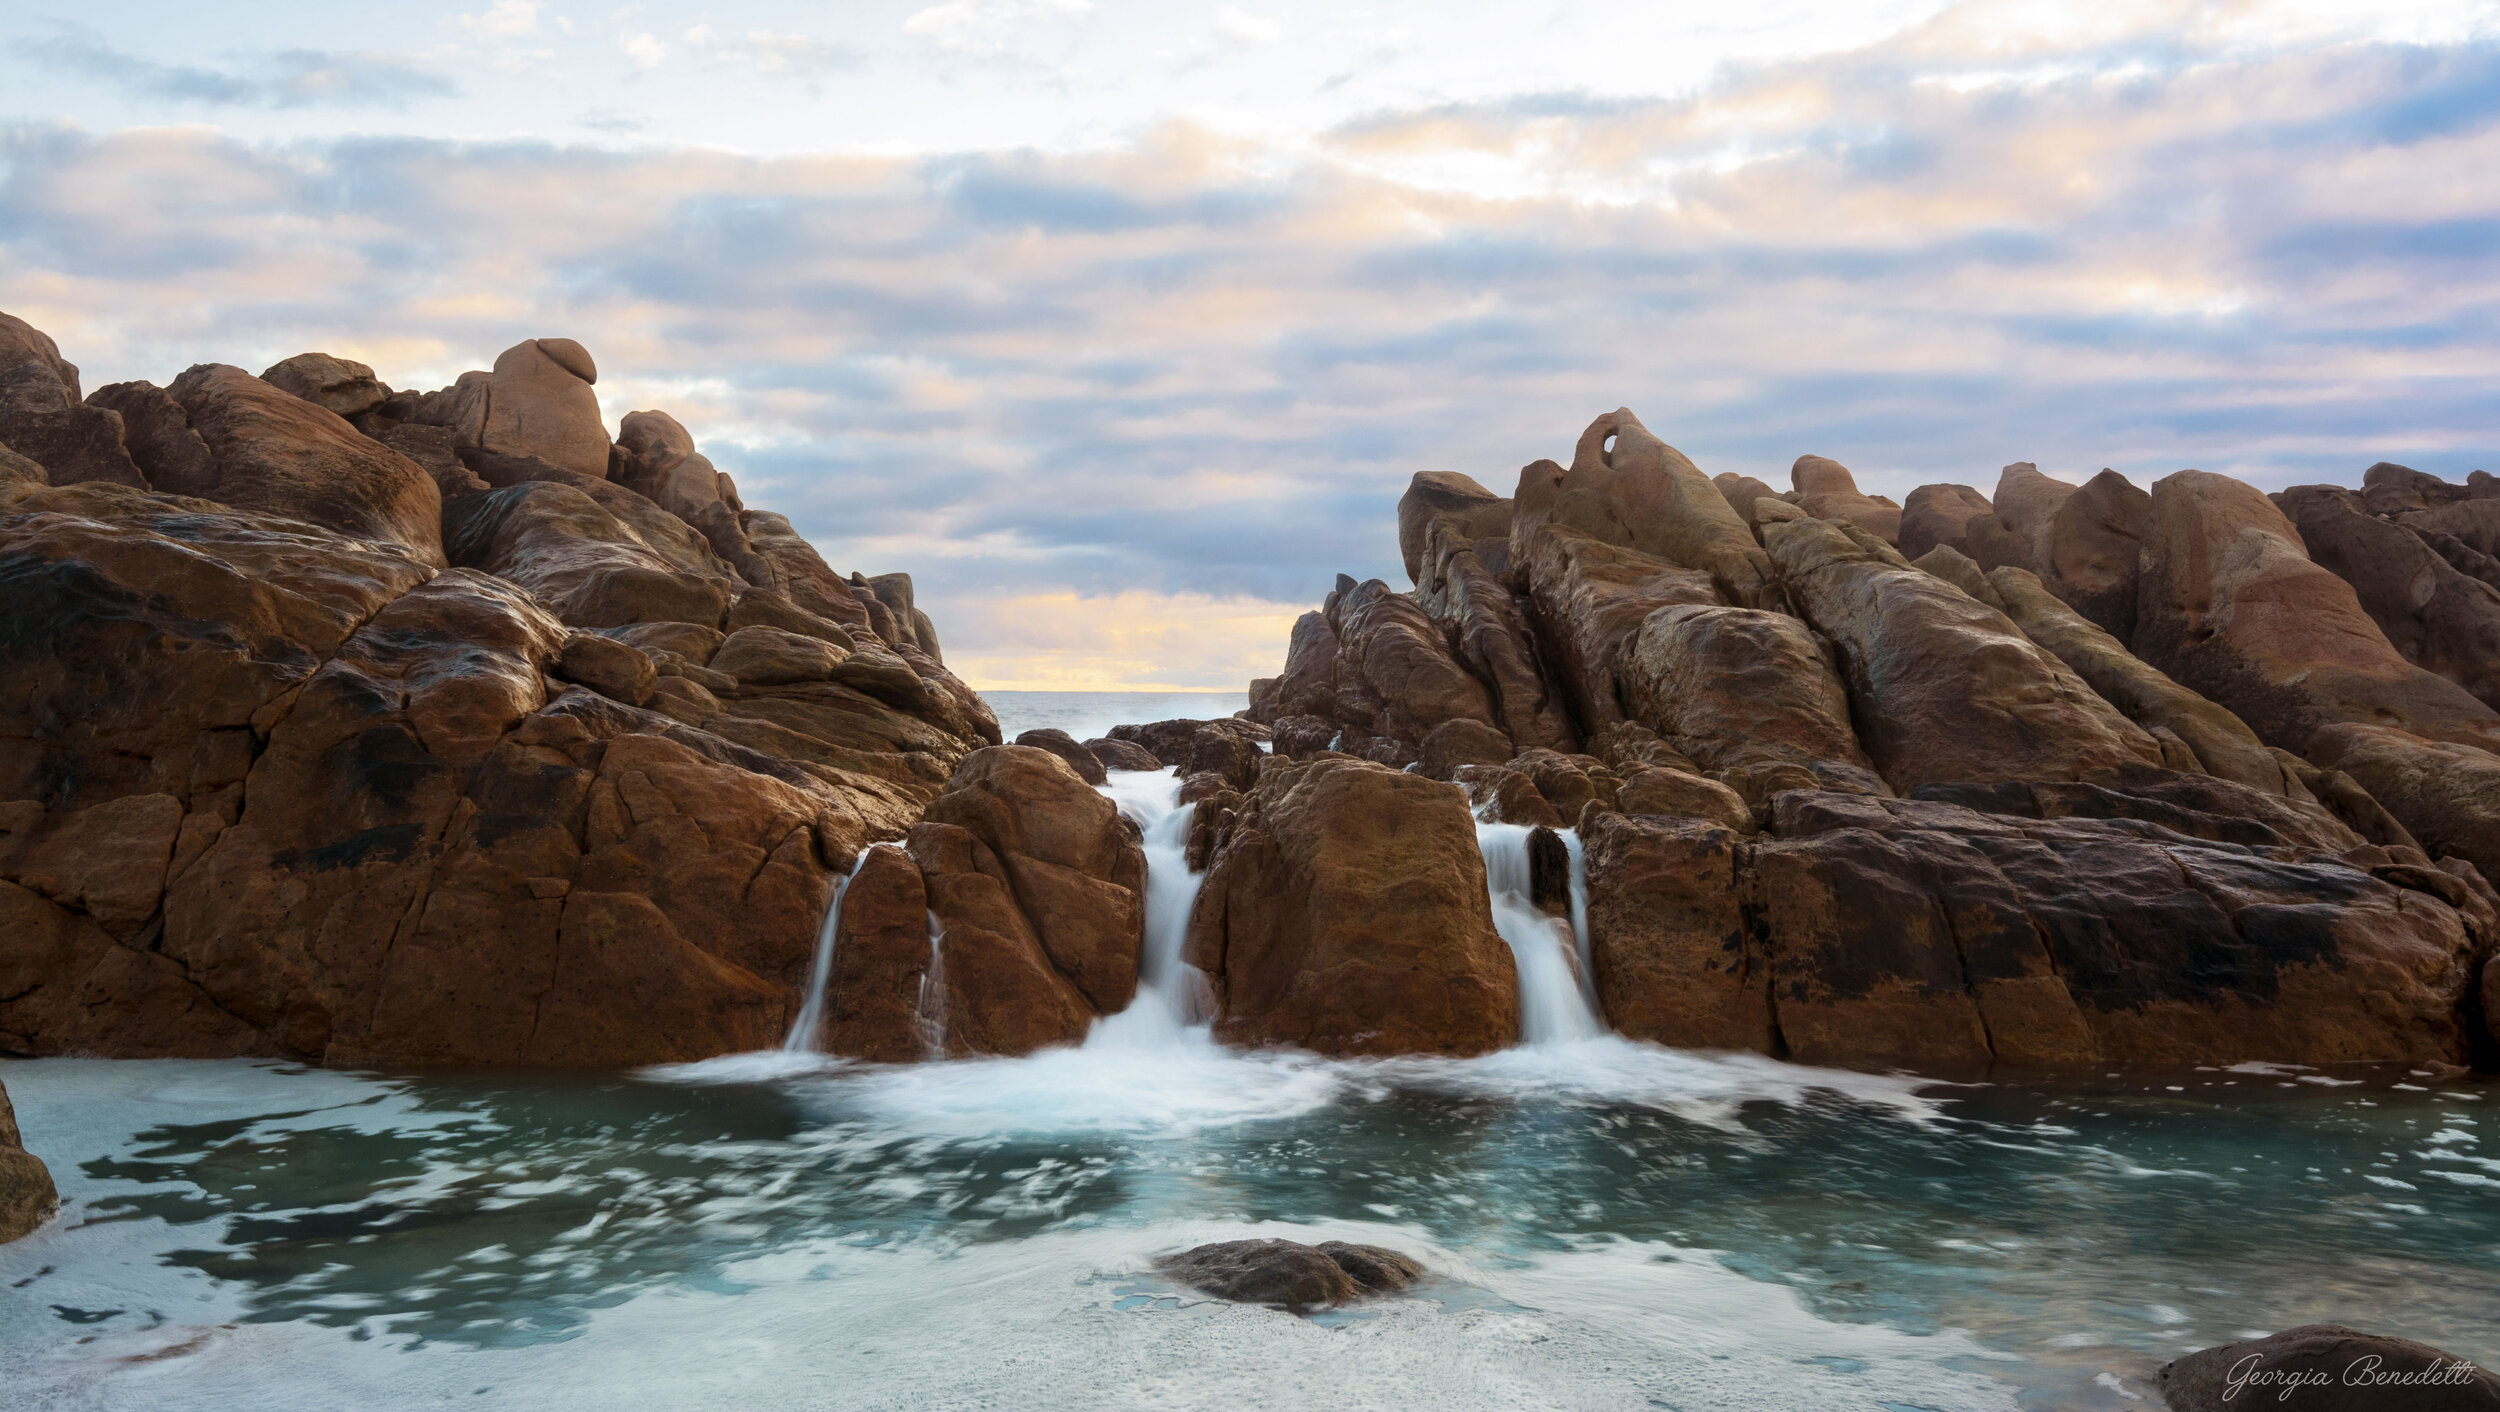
(4, 1), (2497, 688)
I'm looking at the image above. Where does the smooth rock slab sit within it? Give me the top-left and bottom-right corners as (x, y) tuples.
(1155, 1238), (1425, 1311)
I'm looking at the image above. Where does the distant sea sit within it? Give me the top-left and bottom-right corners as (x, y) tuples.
(980, 690), (1249, 744)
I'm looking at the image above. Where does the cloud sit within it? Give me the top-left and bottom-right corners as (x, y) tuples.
(901, 0), (1094, 56)
(3, 19), (2497, 686)
(19, 30), (455, 108)
(618, 32), (667, 70)
(1215, 7), (1281, 45)
(462, 0), (542, 37)
(680, 26), (863, 79)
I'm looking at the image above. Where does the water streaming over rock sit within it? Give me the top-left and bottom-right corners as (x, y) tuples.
(780, 850), (877, 1053)
(1087, 769), (1214, 1048)
(1476, 822), (1607, 1044)
(915, 911), (950, 1058)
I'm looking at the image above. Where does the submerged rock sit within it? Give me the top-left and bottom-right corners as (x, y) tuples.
(1156, 1238), (1425, 1310)
(2158, 1325), (2500, 1410)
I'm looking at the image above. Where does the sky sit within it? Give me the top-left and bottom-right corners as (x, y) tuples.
(3, 1), (2497, 689)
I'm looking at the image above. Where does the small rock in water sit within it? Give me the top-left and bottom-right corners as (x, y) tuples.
(1155, 1238), (1427, 1311)
(1083, 736), (1164, 773)
(1013, 728), (1108, 785)
(2158, 1325), (2500, 1410)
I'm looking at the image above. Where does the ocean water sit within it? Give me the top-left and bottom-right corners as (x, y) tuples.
(5, 749), (2497, 1411)
(982, 690), (1250, 746)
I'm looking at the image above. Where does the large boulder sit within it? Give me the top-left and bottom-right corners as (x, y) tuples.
(260, 353), (390, 419)
(2133, 471), (2500, 754)
(1185, 757), (1521, 1055)
(1788, 454), (1902, 544)
(1616, 602), (1884, 800)
(85, 381), (213, 493)
(2399, 498), (2500, 562)
(1898, 483), (1997, 561)
(612, 409), (775, 585)
(1983, 565), (2305, 797)
(0, 311), (147, 488)
(812, 843), (936, 1061)
(0, 1075), (57, 1243)
(1513, 408), (1779, 609)
(1517, 521), (1719, 735)
(443, 481), (731, 630)
(1766, 516), (2165, 793)
(2292, 496), (2500, 710)
(1413, 515), (1576, 752)
(1583, 789), (2482, 1072)
(2039, 468), (2151, 640)
(2158, 1325), (2500, 1410)
(2307, 724), (2500, 888)
(1255, 610), (1342, 723)
(163, 363), (446, 566)
(406, 338), (611, 480)
(1397, 470), (1512, 585)
(1328, 578), (1502, 747)
(920, 746), (1146, 1017)
(1991, 462), (2077, 569)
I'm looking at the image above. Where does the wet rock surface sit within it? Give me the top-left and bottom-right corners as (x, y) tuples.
(0, 1075), (57, 1243)
(1155, 1238), (1426, 1310)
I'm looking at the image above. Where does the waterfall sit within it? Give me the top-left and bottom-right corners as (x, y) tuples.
(915, 912), (949, 1059)
(1086, 768), (1214, 1047)
(1477, 822), (1606, 1044)
(781, 849), (877, 1053)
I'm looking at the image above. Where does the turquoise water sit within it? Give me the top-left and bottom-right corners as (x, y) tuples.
(2, 1050), (2494, 1410)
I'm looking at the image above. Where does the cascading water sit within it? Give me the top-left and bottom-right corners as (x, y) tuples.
(1087, 768), (1215, 1048)
(915, 911), (949, 1058)
(781, 849), (877, 1053)
(1476, 822), (1606, 1044)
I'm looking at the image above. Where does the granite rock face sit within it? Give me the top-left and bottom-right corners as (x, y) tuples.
(0, 1075), (57, 1244)
(0, 314), (996, 1067)
(1240, 414), (2500, 1071)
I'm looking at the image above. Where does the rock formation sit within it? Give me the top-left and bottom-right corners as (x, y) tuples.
(1156, 1238), (1425, 1310)
(0, 313), (998, 1067)
(2158, 1325), (2500, 1410)
(0, 1075), (56, 1243)
(1245, 410), (2500, 1071)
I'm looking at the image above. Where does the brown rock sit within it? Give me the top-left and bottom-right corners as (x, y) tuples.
(1789, 454), (1902, 543)
(1984, 565), (2303, 797)
(1014, 728), (1110, 786)
(1180, 726), (1263, 791)
(1614, 766), (1754, 832)
(554, 632), (658, 706)
(1314, 1241), (1425, 1294)
(815, 843), (936, 1061)
(612, 408), (778, 584)
(2294, 496), (2500, 710)
(2362, 460), (2475, 515)
(1514, 408), (1779, 609)
(1583, 813), (1772, 1049)
(1619, 601), (1884, 794)
(1898, 483), (1997, 561)
(711, 625), (847, 686)
(2308, 724), (2500, 887)
(1418, 718), (1515, 781)
(407, 339), (611, 480)
(0, 1075), (58, 1243)
(444, 481), (730, 630)
(1156, 1239), (1356, 1310)
(1454, 764), (1565, 828)
(1084, 736), (1165, 772)
(1185, 757), (1520, 1055)
(1766, 516), (2164, 792)
(2399, 498), (2500, 564)
(1517, 520), (1720, 734)
(737, 510), (879, 639)
(260, 353), (390, 419)
(1397, 470), (1511, 586)
(2040, 469), (2151, 639)
(163, 363), (446, 566)
(1414, 515), (1577, 752)
(0, 441), (42, 486)
(1328, 578), (1501, 747)
(2158, 1325), (2500, 1411)
(1992, 461), (2078, 569)
(85, 380), (211, 492)
(0, 311), (147, 487)
(1711, 471), (1783, 526)
(2133, 470), (2500, 755)
(1259, 611), (1342, 723)
(924, 746), (1146, 1016)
